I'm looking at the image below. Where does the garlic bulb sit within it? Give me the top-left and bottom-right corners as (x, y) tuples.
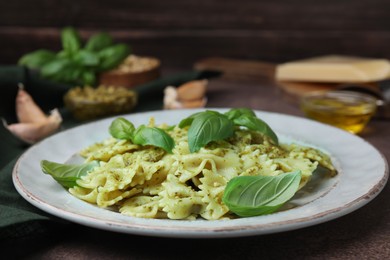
(163, 80), (208, 109)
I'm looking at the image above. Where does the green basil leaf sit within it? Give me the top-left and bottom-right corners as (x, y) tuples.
(224, 108), (256, 120)
(133, 125), (175, 153)
(109, 117), (135, 140)
(85, 32), (113, 52)
(40, 58), (72, 78)
(186, 111), (234, 153)
(67, 67), (84, 83)
(81, 69), (96, 85)
(56, 50), (70, 59)
(41, 160), (99, 188)
(74, 49), (100, 67)
(18, 49), (56, 69)
(178, 112), (202, 128)
(108, 117), (175, 152)
(61, 27), (81, 56)
(233, 115), (278, 145)
(222, 171), (301, 217)
(48, 64), (87, 85)
(98, 44), (130, 71)
(165, 125), (176, 131)
(179, 110), (222, 129)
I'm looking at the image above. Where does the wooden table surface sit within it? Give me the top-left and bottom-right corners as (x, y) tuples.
(6, 64), (390, 259)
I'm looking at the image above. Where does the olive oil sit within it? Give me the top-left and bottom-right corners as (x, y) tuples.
(301, 91), (377, 134)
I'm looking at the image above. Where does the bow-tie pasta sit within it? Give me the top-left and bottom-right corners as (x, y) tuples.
(69, 122), (336, 220)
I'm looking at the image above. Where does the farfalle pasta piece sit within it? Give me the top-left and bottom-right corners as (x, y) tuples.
(126, 153), (166, 186)
(283, 144), (337, 176)
(198, 169), (230, 220)
(275, 157), (317, 189)
(159, 174), (204, 219)
(69, 187), (99, 204)
(200, 194), (229, 220)
(120, 196), (161, 218)
(175, 150), (240, 183)
(96, 187), (140, 208)
(70, 155), (142, 207)
(81, 138), (140, 162)
(77, 155), (137, 190)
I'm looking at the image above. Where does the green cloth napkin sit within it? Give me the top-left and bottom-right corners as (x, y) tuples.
(0, 66), (220, 242)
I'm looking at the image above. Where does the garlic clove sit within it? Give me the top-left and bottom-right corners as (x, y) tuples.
(5, 122), (45, 144)
(4, 110), (62, 144)
(4, 85), (63, 144)
(163, 86), (208, 110)
(163, 86), (183, 109)
(177, 79), (208, 101)
(16, 83), (48, 124)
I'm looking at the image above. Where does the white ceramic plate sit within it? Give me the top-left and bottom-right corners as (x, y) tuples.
(13, 109), (389, 238)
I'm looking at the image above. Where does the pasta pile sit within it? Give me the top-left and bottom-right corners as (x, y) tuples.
(69, 120), (336, 220)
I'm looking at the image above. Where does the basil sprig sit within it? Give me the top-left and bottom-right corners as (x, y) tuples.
(222, 171), (301, 217)
(225, 108), (278, 144)
(107, 109), (277, 154)
(179, 108), (279, 152)
(18, 50), (56, 70)
(18, 27), (130, 85)
(179, 111), (234, 153)
(41, 160), (99, 188)
(61, 27), (82, 57)
(109, 117), (174, 153)
(84, 32), (113, 52)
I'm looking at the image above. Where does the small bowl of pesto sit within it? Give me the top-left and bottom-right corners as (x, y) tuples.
(64, 85), (137, 121)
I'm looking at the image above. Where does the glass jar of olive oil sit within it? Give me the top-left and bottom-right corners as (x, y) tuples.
(301, 91), (377, 134)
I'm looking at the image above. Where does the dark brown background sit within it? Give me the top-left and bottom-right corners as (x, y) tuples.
(1, 0), (390, 68)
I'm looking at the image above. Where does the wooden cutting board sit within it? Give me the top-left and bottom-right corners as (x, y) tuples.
(194, 57), (383, 100)
(194, 57), (337, 98)
(194, 57), (276, 83)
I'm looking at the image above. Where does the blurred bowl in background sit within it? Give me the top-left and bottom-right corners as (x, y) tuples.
(300, 90), (378, 134)
(64, 85), (137, 121)
(99, 55), (160, 88)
